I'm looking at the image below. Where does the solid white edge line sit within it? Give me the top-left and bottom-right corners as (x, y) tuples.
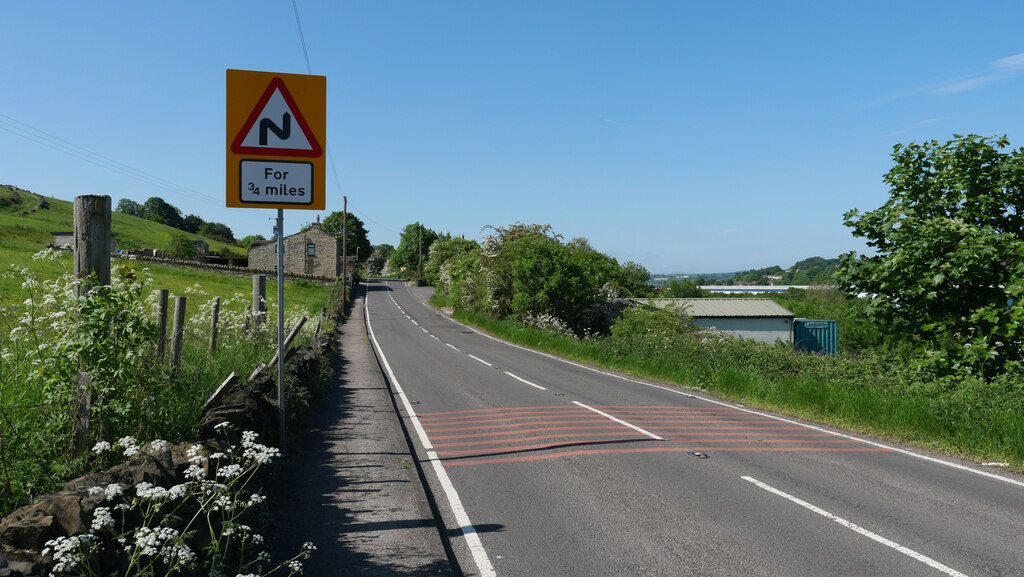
(468, 354), (493, 367)
(573, 401), (664, 441)
(504, 371), (547, 391)
(365, 284), (497, 577)
(408, 293), (1024, 490)
(742, 476), (968, 577)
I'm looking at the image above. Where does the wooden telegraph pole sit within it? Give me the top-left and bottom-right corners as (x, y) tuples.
(342, 196), (348, 290)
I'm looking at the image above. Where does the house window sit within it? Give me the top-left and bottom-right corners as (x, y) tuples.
(307, 243), (316, 256)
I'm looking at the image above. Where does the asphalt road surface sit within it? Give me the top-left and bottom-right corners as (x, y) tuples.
(363, 279), (1024, 577)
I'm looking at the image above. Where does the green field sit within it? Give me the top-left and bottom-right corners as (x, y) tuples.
(0, 185), (341, 514)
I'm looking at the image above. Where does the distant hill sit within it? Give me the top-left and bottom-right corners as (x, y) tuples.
(0, 184), (244, 257)
(651, 256), (839, 286)
(732, 256), (839, 285)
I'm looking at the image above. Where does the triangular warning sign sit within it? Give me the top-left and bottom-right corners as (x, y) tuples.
(231, 77), (322, 157)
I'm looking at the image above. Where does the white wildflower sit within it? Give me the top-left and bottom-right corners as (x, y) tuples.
(135, 482), (170, 500)
(216, 464), (244, 480)
(91, 507), (115, 531)
(91, 441), (111, 455)
(104, 483), (124, 500)
(214, 421), (231, 430)
(185, 464), (206, 480)
(150, 439), (168, 451)
(168, 484), (189, 500)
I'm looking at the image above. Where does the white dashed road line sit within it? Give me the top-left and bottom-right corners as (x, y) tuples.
(742, 476), (968, 577)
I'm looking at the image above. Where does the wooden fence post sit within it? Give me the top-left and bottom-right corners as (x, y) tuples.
(156, 289), (169, 358)
(209, 296), (221, 352)
(73, 195), (111, 454)
(314, 306), (326, 337)
(170, 296), (186, 369)
(253, 275), (266, 327)
(265, 316), (307, 371)
(73, 195), (111, 297)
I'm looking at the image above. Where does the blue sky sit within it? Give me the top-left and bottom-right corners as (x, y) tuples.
(3, 1), (1024, 272)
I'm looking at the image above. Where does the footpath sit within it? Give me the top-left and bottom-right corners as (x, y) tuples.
(267, 284), (454, 576)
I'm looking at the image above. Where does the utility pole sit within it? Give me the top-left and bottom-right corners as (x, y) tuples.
(342, 196), (347, 290)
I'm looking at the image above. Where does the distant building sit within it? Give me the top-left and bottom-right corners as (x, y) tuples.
(248, 221), (342, 279)
(632, 298), (795, 344)
(50, 231), (118, 252)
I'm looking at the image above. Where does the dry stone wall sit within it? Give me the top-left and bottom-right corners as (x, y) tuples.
(0, 316), (340, 577)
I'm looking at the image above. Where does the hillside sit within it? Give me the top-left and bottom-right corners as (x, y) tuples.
(652, 257), (839, 286)
(0, 184), (244, 258)
(732, 256), (839, 285)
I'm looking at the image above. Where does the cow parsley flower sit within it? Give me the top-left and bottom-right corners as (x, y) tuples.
(91, 441), (111, 455)
(105, 483), (124, 500)
(91, 507), (115, 531)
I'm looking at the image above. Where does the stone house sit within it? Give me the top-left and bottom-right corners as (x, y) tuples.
(248, 221), (341, 278)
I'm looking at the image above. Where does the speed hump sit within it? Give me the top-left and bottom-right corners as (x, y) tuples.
(226, 69), (326, 210)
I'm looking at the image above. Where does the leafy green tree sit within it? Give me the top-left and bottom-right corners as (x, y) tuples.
(181, 214), (204, 234)
(166, 231), (198, 259)
(661, 278), (709, 298)
(141, 197), (184, 230)
(837, 134), (1024, 375)
(115, 198), (142, 217)
(424, 236), (479, 286)
(239, 234), (266, 250)
(366, 244), (395, 275)
(320, 211), (372, 262)
(199, 221), (235, 243)
(391, 223), (440, 275)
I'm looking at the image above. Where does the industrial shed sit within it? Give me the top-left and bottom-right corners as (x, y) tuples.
(633, 298), (796, 344)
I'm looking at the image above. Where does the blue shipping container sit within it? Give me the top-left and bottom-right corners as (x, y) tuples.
(793, 319), (837, 355)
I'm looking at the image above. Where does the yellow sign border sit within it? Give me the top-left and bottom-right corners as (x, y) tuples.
(226, 69), (326, 210)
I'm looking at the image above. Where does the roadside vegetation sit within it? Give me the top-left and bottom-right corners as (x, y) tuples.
(419, 135), (1024, 469)
(0, 197), (340, 515)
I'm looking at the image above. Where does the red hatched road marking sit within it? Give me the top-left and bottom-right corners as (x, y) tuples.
(416, 406), (891, 466)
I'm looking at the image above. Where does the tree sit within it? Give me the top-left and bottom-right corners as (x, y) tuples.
(141, 197), (183, 230)
(166, 231), (198, 259)
(424, 236), (478, 286)
(198, 221), (235, 243)
(115, 198), (142, 217)
(181, 214), (204, 234)
(661, 278), (709, 298)
(390, 223), (440, 275)
(239, 234), (267, 250)
(366, 244), (395, 276)
(837, 134), (1024, 376)
(319, 211), (371, 262)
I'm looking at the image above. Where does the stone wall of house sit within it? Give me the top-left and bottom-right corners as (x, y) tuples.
(248, 223), (340, 279)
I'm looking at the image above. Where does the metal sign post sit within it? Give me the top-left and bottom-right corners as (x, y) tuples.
(276, 209), (286, 451)
(226, 69), (326, 453)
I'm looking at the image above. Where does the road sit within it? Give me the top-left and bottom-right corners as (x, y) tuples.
(363, 279), (1024, 577)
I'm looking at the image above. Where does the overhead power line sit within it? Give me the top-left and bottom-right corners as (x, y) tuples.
(0, 113), (219, 206)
